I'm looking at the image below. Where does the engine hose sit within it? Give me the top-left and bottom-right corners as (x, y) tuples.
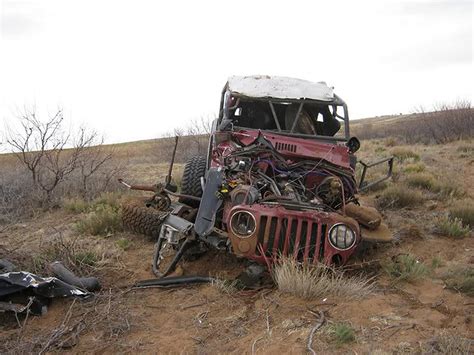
(134, 275), (214, 288)
(49, 261), (101, 292)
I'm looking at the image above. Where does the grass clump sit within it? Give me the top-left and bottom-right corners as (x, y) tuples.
(272, 258), (374, 300)
(441, 266), (474, 296)
(30, 234), (101, 274)
(435, 217), (470, 238)
(424, 331), (472, 354)
(362, 180), (388, 193)
(404, 163), (425, 173)
(329, 323), (355, 346)
(75, 203), (122, 236)
(64, 198), (90, 213)
(64, 192), (124, 214)
(211, 278), (243, 294)
(456, 144), (474, 153)
(116, 238), (131, 250)
(383, 254), (429, 282)
(432, 181), (463, 199)
(404, 174), (463, 198)
(377, 186), (423, 209)
(384, 137), (398, 147)
(449, 201), (474, 228)
(431, 256), (443, 269)
(405, 173), (435, 190)
(74, 251), (98, 267)
(391, 147), (420, 162)
(90, 192), (123, 210)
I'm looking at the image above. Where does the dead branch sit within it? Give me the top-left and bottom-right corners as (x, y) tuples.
(306, 310), (325, 355)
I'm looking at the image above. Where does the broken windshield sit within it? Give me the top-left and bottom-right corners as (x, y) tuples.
(226, 97), (345, 138)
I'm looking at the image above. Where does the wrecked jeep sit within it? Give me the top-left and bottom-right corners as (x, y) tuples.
(120, 75), (394, 278)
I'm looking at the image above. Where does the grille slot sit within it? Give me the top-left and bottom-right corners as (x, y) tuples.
(256, 216), (268, 254)
(255, 214), (325, 262)
(275, 142), (297, 153)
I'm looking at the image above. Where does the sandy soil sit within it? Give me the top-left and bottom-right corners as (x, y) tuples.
(1, 139), (473, 354)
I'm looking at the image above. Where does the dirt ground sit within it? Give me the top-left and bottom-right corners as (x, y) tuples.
(1, 138), (473, 354)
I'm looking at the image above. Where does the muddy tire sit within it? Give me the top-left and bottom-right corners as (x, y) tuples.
(121, 199), (169, 238)
(179, 155), (206, 208)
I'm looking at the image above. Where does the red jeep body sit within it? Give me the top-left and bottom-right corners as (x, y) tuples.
(206, 76), (361, 266)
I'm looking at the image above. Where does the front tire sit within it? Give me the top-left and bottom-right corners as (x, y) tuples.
(179, 155), (206, 208)
(121, 199), (169, 238)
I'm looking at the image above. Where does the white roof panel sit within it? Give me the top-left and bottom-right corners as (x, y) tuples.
(227, 75), (334, 101)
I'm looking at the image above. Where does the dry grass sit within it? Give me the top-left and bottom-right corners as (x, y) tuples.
(377, 185), (424, 209)
(391, 147), (420, 162)
(384, 137), (398, 147)
(64, 197), (90, 213)
(403, 163), (425, 173)
(456, 144), (474, 153)
(211, 278), (242, 294)
(272, 258), (375, 300)
(0, 292), (131, 354)
(404, 173), (463, 199)
(432, 180), (464, 199)
(30, 233), (103, 275)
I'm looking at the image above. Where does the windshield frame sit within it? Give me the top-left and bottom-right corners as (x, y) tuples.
(218, 89), (351, 141)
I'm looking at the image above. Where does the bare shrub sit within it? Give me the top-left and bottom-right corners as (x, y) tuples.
(158, 116), (213, 162)
(1, 109), (122, 221)
(353, 101), (473, 144)
(272, 258), (374, 300)
(0, 165), (39, 224)
(4, 111), (94, 203)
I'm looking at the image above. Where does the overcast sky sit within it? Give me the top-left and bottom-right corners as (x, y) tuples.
(1, 0), (472, 144)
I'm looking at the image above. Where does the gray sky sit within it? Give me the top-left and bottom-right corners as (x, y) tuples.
(1, 0), (472, 144)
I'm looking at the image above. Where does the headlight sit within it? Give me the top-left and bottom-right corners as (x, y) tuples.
(230, 211), (256, 238)
(328, 224), (356, 250)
